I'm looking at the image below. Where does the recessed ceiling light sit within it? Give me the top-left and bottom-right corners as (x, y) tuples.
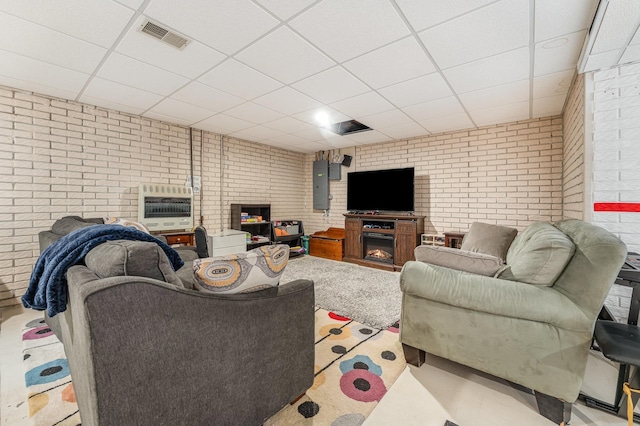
(315, 111), (330, 127)
(542, 38), (569, 49)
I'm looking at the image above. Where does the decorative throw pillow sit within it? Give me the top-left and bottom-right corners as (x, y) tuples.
(85, 240), (184, 287)
(193, 244), (289, 294)
(460, 222), (518, 261)
(414, 245), (504, 276)
(497, 221), (575, 286)
(104, 217), (150, 234)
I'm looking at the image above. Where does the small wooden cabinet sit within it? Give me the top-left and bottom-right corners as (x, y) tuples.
(343, 213), (424, 271)
(161, 231), (195, 246)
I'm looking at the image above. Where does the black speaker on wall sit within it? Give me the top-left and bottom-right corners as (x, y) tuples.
(342, 154), (352, 167)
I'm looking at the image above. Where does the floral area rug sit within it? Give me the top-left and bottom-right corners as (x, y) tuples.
(265, 308), (406, 425)
(21, 309), (405, 426)
(22, 318), (80, 425)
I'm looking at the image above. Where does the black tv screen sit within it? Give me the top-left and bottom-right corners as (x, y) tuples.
(347, 167), (414, 212)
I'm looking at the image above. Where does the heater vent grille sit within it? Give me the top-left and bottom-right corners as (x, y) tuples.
(140, 20), (189, 50)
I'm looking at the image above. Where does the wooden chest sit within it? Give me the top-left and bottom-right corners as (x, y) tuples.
(309, 227), (345, 261)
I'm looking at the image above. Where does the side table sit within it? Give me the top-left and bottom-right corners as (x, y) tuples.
(444, 232), (466, 249)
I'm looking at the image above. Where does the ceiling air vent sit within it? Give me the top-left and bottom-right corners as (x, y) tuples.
(140, 20), (189, 50)
(327, 120), (372, 136)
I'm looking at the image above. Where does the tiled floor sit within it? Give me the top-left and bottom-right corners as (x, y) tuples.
(0, 304), (631, 426)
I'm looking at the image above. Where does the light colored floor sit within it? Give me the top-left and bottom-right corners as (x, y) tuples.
(0, 304), (631, 426)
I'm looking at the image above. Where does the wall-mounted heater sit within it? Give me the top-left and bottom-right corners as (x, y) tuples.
(137, 183), (193, 232)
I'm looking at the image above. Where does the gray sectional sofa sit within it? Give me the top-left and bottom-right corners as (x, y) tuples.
(37, 216), (315, 426)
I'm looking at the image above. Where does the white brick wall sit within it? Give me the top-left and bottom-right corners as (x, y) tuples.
(303, 117), (564, 235)
(562, 73), (585, 220)
(591, 64), (640, 252)
(0, 86), (305, 307)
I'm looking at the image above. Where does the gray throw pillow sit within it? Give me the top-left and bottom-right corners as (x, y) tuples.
(85, 240), (184, 287)
(460, 222), (518, 261)
(498, 221), (575, 287)
(52, 216), (103, 235)
(414, 245), (504, 276)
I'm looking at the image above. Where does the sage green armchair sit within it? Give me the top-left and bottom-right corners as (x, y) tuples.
(399, 219), (627, 425)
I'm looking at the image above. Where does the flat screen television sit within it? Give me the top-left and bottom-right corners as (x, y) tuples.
(347, 167), (414, 213)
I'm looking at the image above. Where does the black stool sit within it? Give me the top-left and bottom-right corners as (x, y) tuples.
(588, 320), (640, 423)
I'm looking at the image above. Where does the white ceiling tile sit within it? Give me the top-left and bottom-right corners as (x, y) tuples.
(0, 50), (89, 95)
(395, 0), (495, 32)
(375, 122), (429, 140)
(284, 139), (333, 152)
(264, 117), (314, 134)
(444, 47), (530, 93)
(534, 30), (587, 76)
(224, 102), (285, 124)
(253, 86), (322, 115)
(293, 107), (351, 126)
(630, 26), (640, 46)
(294, 127), (343, 143)
(266, 134), (314, 146)
(535, 0), (598, 42)
(78, 95), (145, 116)
(330, 92), (395, 119)
(532, 94), (566, 118)
(116, 18), (226, 79)
(468, 101), (530, 126)
(144, 0), (279, 55)
(344, 130), (390, 144)
(358, 109), (415, 129)
(420, 0), (529, 69)
(0, 12), (107, 74)
(143, 110), (192, 126)
(198, 59), (283, 100)
(236, 27), (335, 84)
(0, 75), (79, 102)
(342, 37), (436, 89)
(171, 82), (244, 112)
(0, 0), (134, 48)
(323, 138), (360, 149)
(81, 77), (163, 110)
(591, 0), (640, 54)
(292, 67), (370, 104)
(620, 44), (640, 65)
(230, 125), (285, 141)
(289, 0), (410, 62)
(378, 73), (452, 107)
(583, 50), (624, 73)
(254, 0), (317, 21)
(195, 114), (254, 134)
(533, 70), (574, 99)
(115, 0), (145, 10)
(97, 52), (189, 95)
(459, 79), (529, 111)
(419, 113), (474, 134)
(404, 96), (466, 122)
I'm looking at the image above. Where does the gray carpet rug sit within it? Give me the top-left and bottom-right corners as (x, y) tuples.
(281, 256), (402, 329)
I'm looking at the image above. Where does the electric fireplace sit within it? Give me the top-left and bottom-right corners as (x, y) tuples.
(363, 232), (394, 264)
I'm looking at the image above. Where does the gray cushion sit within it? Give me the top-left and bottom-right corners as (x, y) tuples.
(414, 245), (504, 276)
(460, 222), (518, 261)
(175, 261), (195, 290)
(52, 216), (103, 235)
(85, 240), (184, 287)
(498, 221), (575, 287)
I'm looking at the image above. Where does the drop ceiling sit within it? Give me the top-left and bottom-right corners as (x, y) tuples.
(0, 0), (634, 153)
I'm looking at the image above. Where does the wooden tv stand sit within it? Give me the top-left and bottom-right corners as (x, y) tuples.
(343, 213), (424, 272)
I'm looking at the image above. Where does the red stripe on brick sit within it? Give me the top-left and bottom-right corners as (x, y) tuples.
(594, 203), (640, 212)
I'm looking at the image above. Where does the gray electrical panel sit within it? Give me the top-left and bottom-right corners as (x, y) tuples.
(329, 162), (341, 180)
(313, 160), (329, 210)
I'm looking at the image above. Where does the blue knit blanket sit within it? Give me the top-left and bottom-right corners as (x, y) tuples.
(22, 225), (184, 317)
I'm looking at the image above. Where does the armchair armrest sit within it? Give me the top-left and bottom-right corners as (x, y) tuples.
(400, 261), (591, 331)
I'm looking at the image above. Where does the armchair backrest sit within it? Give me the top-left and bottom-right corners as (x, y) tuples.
(552, 219), (627, 316)
(194, 226), (208, 258)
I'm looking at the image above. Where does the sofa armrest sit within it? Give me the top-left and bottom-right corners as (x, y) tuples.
(400, 261), (591, 331)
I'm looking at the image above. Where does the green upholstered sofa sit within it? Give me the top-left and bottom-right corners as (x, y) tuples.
(399, 219), (627, 425)
(37, 216), (315, 426)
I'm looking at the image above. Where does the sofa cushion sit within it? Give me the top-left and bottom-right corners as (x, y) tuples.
(103, 217), (150, 233)
(498, 221), (575, 287)
(460, 222), (518, 261)
(85, 240), (184, 287)
(51, 216), (103, 236)
(193, 245), (289, 294)
(414, 245), (504, 276)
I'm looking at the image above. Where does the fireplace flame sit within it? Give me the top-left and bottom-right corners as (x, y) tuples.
(367, 249), (392, 259)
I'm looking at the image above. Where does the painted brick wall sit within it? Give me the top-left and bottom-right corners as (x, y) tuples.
(562, 73), (586, 220)
(591, 64), (640, 253)
(0, 86), (305, 307)
(303, 117), (564, 235)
